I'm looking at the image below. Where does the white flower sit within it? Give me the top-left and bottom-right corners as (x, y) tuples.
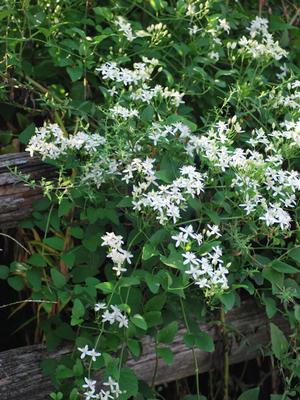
(78, 345), (90, 360)
(87, 349), (101, 362)
(94, 302), (107, 312)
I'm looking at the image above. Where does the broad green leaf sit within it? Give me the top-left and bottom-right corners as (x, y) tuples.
(19, 123), (35, 144)
(157, 321), (178, 344)
(270, 322), (289, 360)
(27, 253), (47, 267)
(58, 199), (73, 217)
(157, 347), (173, 365)
(0, 265), (9, 279)
(272, 260), (299, 274)
(143, 242), (159, 261)
(67, 65), (83, 82)
(44, 237), (65, 251)
(119, 368), (138, 400)
(289, 248), (300, 263)
(51, 269), (67, 289)
(7, 276), (24, 291)
(195, 331), (214, 352)
(127, 339), (141, 358)
(237, 387), (260, 400)
(144, 293), (166, 312)
(131, 314), (148, 330)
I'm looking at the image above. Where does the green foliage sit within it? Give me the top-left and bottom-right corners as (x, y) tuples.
(1, 1), (300, 399)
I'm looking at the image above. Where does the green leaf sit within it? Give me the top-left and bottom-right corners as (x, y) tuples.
(157, 347), (173, 365)
(8, 276), (24, 291)
(51, 269), (67, 289)
(67, 65), (83, 82)
(119, 368), (138, 400)
(272, 260), (299, 274)
(130, 314), (148, 330)
(295, 304), (300, 321)
(219, 292), (235, 311)
(142, 242), (159, 261)
(157, 321), (178, 344)
(141, 105), (154, 122)
(160, 244), (184, 270)
(195, 331), (214, 352)
(262, 296), (277, 319)
(70, 226), (84, 239)
(44, 237), (65, 251)
(270, 322), (289, 360)
(27, 253), (47, 267)
(58, 199), (73, 217)
(96, 281), (114, 294)
(144, 311), (162, 327)
(61, 251), (75, 269)
(0, 265), (9, 279)
(144, 293), (166, 312)
(144, 272), (160, 294)
(27, 269), (42, 290)
(237, 387), (260, 400)
(127, 339), (141, 358)
(19, 123), (35, 144)
(71, 298), (85, 326)
(289, 248), (300, 263)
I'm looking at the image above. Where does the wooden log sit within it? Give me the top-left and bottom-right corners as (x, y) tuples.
(0, 301), (289, 400)
(0, 153), (55, 230)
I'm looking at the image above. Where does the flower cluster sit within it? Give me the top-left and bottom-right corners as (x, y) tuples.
(130, 84), (184, 107)
(94, 302), (129, 329)
(82, 376), (123, 400)
(237, 17), (287, 60)
(96, 59), (157, 86)
(116, 16), (135, 41)
(124, 160), (205, 224)
(171, 225), (229, 292)
(78, 345), (101, 362)
(26, 124), (105, 160)
(109, 105), (139, 120)
(101, 232), (133, 276)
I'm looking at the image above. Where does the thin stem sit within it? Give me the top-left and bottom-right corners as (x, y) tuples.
(180, 297), (201, 399)
(220, 307), (229, 400)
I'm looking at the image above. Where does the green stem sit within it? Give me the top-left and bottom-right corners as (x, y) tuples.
(221, 307), (229, 400)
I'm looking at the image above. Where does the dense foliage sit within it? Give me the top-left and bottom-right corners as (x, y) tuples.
(1, 1), (300, 399)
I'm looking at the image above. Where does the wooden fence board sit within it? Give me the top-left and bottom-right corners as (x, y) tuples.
(0, 301), (289, 400)
(0, 153), (55, 229)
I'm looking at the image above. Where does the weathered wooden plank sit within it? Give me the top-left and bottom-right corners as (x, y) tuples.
(0, 152), (55, 229)
(0, 301), (289, 400)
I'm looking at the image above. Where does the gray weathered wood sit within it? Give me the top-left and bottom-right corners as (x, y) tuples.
(0, 301), (289, 400)
(0, 152), (55, 229)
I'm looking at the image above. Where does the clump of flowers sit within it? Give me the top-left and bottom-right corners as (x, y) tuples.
(26, 124), (106, 160)
(171, 225), (229, 293)
(101, 232), (133, 276)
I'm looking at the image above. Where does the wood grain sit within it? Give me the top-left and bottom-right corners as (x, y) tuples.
(0, 301), (289, 400)
(0, 152), (55, 229)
